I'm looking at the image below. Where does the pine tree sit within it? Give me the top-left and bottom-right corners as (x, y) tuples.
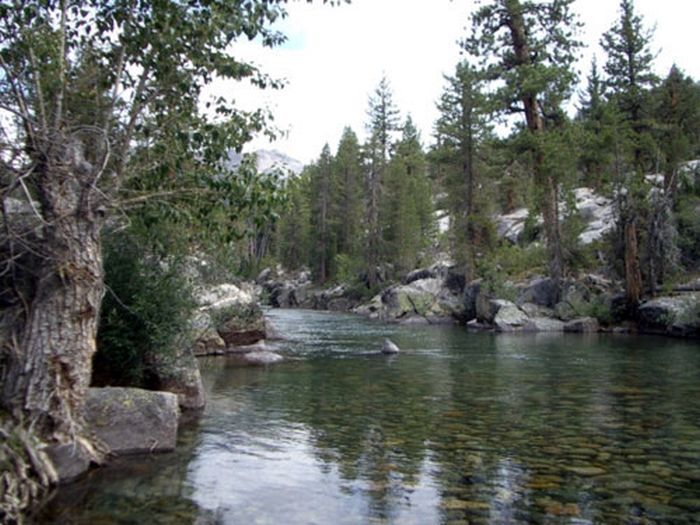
(364, 76), (401, 287)
(384, 117), (433, 274)
(276, 174), (312, 271)
(465, 0), (582, 296)
(576, 57), (617, 190)
(309, 144), (336, 283)
(601, 0), (658, 168)
(434, 61), (490, 278)
(654, 65), (700, 192)
(601, 0), (658, 306)
(332, 127), (364, 258)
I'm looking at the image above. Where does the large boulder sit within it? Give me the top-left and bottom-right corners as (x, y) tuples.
(192, 281), (267, 352)
(476, 297), (514, 324)
(355, 276), (463, 324)
(86, 387), (179, 455)
(638, 294), (700, 337)
(517, 277), (559, 308)
(145, 345), (206, 410)
(572, 188), (615, 244)
(493, 303), (530, 332)
(496, 208), (532, 244)
(215, 303), (266, 347)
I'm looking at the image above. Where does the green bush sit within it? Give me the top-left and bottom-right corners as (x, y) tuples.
(92, 232), (195, 387)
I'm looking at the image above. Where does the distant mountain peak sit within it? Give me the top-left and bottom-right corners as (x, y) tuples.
(225, 149), (304, 178)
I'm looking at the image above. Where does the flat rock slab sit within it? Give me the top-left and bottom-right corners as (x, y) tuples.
(86, 387), (179, 456)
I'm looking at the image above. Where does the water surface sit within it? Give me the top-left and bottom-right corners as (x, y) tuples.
(38, 309), (700, 524)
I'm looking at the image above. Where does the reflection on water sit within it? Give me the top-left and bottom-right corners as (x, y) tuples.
(37, 309), (700, 524)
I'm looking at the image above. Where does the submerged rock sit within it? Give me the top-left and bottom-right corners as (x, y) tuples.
(382, 339), (400, 354)
(86, 387), (179, 456)
(240, 350), (284, 366)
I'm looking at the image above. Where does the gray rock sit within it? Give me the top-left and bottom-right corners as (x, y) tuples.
(86, 387), (179, 455)
(523, 317), (565, 332)
(638, 294), (700, 337)
(365, 279), (456, 322)
(520, 302), (555, 318)
(572, 187), (614, 244)
(382, 339), (400, 354)
(517, 277), (559, 308)
(241, 350), (284, 366)
(44, 440), (93, 483)
(494, 304), (529, 332)
(496, 208), (532, 244)
(477, 298), (514, 324)
(565, 317), (600, 333)
(216, 304), (266, 347)
(146, 346), (206, 410)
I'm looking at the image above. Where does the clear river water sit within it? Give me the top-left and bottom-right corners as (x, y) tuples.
(36, 309), (700, 524)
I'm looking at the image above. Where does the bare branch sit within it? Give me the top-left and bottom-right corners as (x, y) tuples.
(27, 45), (48, 138)
(0, 54), (38, 148)
(53, 0), (68, 129)
(104, 0), (137, 135)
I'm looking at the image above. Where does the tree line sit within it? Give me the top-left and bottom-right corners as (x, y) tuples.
(269, 0), (700, 311)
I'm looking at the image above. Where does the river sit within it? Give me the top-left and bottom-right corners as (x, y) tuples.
(36, 309), (700, 524)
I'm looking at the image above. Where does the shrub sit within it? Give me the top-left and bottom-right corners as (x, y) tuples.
(92, 231), (195, 387)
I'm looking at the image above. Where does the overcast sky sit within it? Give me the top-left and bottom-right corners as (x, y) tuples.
(218, 0), (700, 164)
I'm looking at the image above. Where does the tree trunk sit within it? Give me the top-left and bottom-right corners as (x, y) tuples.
(624, 218), (642, 309)
(506, 0), (563, 296)
(2, 137), (105, 447)
(366, 162), (381, 288)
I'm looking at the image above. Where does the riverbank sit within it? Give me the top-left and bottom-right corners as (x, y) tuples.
(257, 263), (700, 340)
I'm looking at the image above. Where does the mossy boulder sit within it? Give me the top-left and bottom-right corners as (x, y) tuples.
(86, 387), (179, 455)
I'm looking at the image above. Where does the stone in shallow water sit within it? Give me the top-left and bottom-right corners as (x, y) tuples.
(241, 350), (284, 366)
(440, 499), (490, 511)
(382, 338), (400, 354)
(673, 499), (700, 512)
(536, 499), (580, 517)
(86, 387), (179, 455)
(564, 466), (606, 476)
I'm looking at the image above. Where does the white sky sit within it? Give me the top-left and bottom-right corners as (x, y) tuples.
(220, 0), (700, 164)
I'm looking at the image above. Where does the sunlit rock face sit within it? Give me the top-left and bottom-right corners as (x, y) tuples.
(494, 187), (615, 246)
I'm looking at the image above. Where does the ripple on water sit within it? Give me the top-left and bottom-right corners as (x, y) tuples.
(36, 309), (700, 524)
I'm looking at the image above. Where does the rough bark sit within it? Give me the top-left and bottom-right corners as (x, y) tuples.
(2, 136), (105, 448)
(506, 1), (563, 296)
(624, 218), (642, 309)
(366, 161), (381, 289)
